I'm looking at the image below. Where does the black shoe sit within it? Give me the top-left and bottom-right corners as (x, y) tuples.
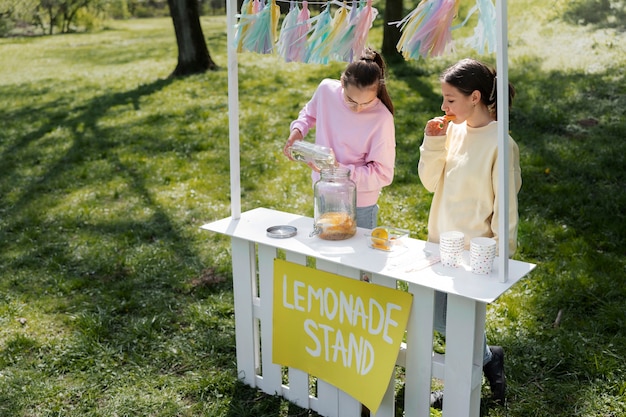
(430, 390), (444, 409)
(483, 345), (506, 404)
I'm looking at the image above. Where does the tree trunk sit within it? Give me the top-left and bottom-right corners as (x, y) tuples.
(167, 0), (217, 77)
(381, 0), (404, 62)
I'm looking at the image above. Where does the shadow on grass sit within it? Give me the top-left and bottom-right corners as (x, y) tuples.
(562, 0), (626, 30)
(226, 381), (322, 417)
(1, 48), (624, 416)
(496, 58), (625, 415)
(377, 56), (626, 416)
(0, 76), (238, 414)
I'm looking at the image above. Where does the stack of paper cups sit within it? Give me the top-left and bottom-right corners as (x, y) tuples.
(470, 237), (497, 274)
(439, 231), (465, 268)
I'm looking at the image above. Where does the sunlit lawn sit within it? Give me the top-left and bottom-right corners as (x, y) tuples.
(0, 1), (625, 415)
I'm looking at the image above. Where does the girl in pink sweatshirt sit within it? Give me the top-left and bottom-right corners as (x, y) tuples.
(283, 48), (396, 229)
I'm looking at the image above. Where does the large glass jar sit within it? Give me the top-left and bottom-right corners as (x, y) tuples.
(312, 168), (357, 240)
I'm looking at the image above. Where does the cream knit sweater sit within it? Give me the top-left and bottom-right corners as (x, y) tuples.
(418, 121), (522, 254)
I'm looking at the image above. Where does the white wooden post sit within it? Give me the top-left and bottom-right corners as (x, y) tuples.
(226, 0), (241, 219)
(403, 284), (436, 417)
(442, 295), (485, 417)
(496, 0), (510, 281)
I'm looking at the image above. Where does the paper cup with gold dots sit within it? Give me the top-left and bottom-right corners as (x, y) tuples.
(470, 237), (497, 274)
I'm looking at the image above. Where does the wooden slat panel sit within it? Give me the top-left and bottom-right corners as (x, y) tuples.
(339, 389), (362, 417)
(371, 273), (397, 417)
(317, 378), (339, 417)
(231, 237), (258, 386)
(372, 365), (397, 417)
(404, 284), (435, 417)
(442, 295), (484, 417)
(285, 250), (312, 408)
(257, 244), (283, 395)
(315, 258), (361, 417)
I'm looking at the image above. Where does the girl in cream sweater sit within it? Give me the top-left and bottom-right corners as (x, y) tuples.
(418, 58), (521, 406)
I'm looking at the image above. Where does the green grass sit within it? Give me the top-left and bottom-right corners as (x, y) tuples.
(1, 1), (625, 415)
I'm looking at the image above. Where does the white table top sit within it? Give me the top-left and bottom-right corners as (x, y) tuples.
(201, 207), (536, 304)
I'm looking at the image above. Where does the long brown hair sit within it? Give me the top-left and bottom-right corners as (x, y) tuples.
(341, 48), (394, 115)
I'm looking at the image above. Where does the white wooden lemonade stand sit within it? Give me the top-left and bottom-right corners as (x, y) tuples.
(203, 0), (533, 415)
(201, 209), (535, 417)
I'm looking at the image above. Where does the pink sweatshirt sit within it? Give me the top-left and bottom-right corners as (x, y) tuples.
(290, 79), (396, 207)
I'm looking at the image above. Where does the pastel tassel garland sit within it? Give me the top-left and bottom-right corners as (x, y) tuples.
(393, 0), (459, 59)
(315, 2), (350, 59)
(236, 0), (494, 63)
(277, 2), (302, 61)
(234, 0), (255, 52)
(292, 1), (312, 61)
(328, 0), (359, 62)
(235, 0), (378, 63)
(392, 0), (497, 60)
(235, 0), (280, 54)
(464, 0), (496, 54)
(350, 0), (376, 59)
(304, 5), (333, 64)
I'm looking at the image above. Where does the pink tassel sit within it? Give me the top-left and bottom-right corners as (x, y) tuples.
(351, 0), (376, 59)
(277, 1), (312, 62)
(291, 1), (312, 62)
(277, 4), (301, 61)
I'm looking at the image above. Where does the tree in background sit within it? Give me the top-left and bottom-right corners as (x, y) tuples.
(381, 0), (403, 61)
(0, 0), (109, 35)
(167, 0), (217, 76)
(36, 0), (92, 34)
(0, 0), (39, 35)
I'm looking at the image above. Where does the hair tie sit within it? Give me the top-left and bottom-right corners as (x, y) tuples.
(360, 48), (375, 62)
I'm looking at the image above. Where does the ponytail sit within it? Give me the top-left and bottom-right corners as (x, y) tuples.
(342, 48), (395, 115)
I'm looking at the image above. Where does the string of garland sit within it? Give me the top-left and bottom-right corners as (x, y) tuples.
(234, 0), (497, 63)
(235, 0), (377, 64)
(390, 0), (497, 59)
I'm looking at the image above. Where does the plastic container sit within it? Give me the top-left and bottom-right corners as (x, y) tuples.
(289, 141), (336, 171)
(366, 226), (410, 251)
(311, 168), (356, 240)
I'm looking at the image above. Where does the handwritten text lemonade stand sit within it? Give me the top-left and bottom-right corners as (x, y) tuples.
(201, 208), (535, 417)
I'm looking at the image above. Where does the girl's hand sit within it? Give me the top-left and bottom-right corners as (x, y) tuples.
(283, 129), (303, 160)
(425, 115), (454, 136)
(308, 149), (338, 173)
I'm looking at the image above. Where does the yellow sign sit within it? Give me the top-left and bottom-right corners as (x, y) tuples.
(272, 259), (413, 414)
